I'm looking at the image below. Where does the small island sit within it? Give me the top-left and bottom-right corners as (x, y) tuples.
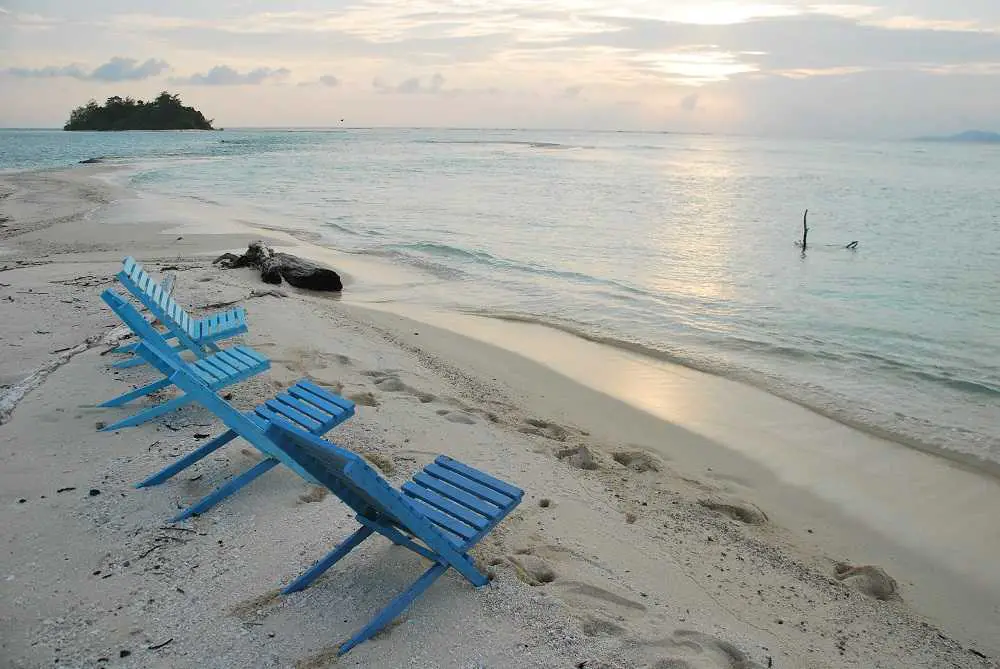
(64, 92), (214, 131)
(915, 129), (1000, 143)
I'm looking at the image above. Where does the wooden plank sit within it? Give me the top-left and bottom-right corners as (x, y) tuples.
(436, 455), (522, 500)
(423, 463), (511, 508)
(403, 496), (477, 540)
(402, 482), (489, 530)
(412, 471), (500, 518)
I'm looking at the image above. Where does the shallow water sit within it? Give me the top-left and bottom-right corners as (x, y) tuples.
(2, 128), (998, 466)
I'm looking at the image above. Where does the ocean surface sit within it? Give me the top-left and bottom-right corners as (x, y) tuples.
(2, 128), (998, 467)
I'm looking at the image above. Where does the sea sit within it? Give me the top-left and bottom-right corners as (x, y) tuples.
(2, 128), (998, 469)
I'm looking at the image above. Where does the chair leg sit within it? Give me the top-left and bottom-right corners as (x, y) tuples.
(283, 526), (374, 594)
(100, 394), (191, 432)
(338, 562), (449, 656)
(171, 457), (280, 521)
(99, 377), (172, 407)
(136, 429), (239, 488)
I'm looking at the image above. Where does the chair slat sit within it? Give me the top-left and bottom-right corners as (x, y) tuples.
(298, 379), (355, 411)
(402, 482), (489, 530)
(288, 385), (345, 419)
(214, 350), (250, 372)
(275, 392), (329, 424)
(403, 496), (477, 540)
(436, 455), (522, 501)
(412, 471), (500, 518)
(200, 356), (238, 378)
(265, 398), (322, 431)
(423, 463), (512, 508)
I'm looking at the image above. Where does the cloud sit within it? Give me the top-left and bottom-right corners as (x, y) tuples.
(374, 72), (446, 94)
(90, 56), (169, 81)
(319, 74), (340, 86)
(680, 92), (699, 111)
(561, 85), (583, 98)
(171, 65), (291, 85)
(5, 56), (168, 81)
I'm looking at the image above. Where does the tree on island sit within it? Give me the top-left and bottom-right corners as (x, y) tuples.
(63, 92), (214, 131)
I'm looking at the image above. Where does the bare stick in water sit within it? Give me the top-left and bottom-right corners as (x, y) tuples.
(802, 209), (809, 250)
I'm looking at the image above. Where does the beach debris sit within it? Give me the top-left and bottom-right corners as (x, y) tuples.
(78, 157), (106, 164)
(699, 496), (769, 525)
(539, 498), (552, 508)
(148, 638), (173, 651)
(119, 650), (131, 658)
(213, 240), (343, 291)
(56, 487), (76, 494)
(611, 449), (663, 473)
(88, 488), (101, 497)
(834, 562), (900, 601)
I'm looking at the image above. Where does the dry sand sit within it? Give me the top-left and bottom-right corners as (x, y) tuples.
(1, 167), (998, 669)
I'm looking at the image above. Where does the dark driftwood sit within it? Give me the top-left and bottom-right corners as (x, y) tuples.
(213, 241), (343, 291)
(801, 209), (809, 250)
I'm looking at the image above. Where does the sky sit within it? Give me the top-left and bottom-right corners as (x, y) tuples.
(1, 0), (998, 136)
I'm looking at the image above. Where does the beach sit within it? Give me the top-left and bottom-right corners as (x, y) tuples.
(1, 166), (999, 668)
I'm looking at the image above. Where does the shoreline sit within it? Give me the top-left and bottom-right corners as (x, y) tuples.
(1, 166), (999, 667)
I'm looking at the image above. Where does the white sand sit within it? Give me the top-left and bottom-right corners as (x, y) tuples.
(1, 167), (998, 669)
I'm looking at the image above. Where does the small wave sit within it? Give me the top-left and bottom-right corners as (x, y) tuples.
(382, 242), (654, 298)
(321, 219), (359, 236)
(908, 369), (1000, 398)
(415, 139), (592, 151)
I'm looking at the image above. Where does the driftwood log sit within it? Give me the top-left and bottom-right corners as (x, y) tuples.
(213, 241), (343, 291)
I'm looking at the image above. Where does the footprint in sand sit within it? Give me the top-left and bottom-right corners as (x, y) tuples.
(580, 614), (626, 637)
(348, 391), (379, 407)
(651, 630), (765, 669)
(506, 553), (557, 586)
(834, 562), (900, 601)
(374, 376), (406, 392)
(435, 408), (477, 424)
(698, 496), (768, 526)
(612, 449), (664, 473)
(556, 445), (599, 471)
(518, 418), (570, 441)
(298, 486), (328, 504)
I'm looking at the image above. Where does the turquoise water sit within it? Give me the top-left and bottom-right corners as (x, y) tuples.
(2, 129), (998, 466)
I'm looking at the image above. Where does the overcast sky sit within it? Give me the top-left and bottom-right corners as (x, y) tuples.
(1, 0), (998, 136)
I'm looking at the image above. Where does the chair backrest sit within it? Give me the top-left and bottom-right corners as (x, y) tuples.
(265, 419), (422, 529)
(101, 288), (182, 365)
(119, 257), (195, 338)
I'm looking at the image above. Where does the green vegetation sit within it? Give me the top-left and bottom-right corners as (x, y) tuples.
(63, 92), (214, 131)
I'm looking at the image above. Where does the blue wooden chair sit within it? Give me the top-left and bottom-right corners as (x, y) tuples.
(263, 417), (523, 655)
(99, 288), (269, 433)
(111, 256), (248, 368)
(126, 334), (355, 522)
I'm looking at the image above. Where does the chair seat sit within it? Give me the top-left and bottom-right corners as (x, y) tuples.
(402, 455), (523, 550)
(185, 345), (268, 388)
(247, 379), (356, 436)
(188, 307), (247, 341)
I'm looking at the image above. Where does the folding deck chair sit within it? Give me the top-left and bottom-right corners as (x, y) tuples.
(264, 417), (523, 655)
(112, 256), (248, 369)
(124, 331), (355, 522)
(99, 288), (269, 433)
